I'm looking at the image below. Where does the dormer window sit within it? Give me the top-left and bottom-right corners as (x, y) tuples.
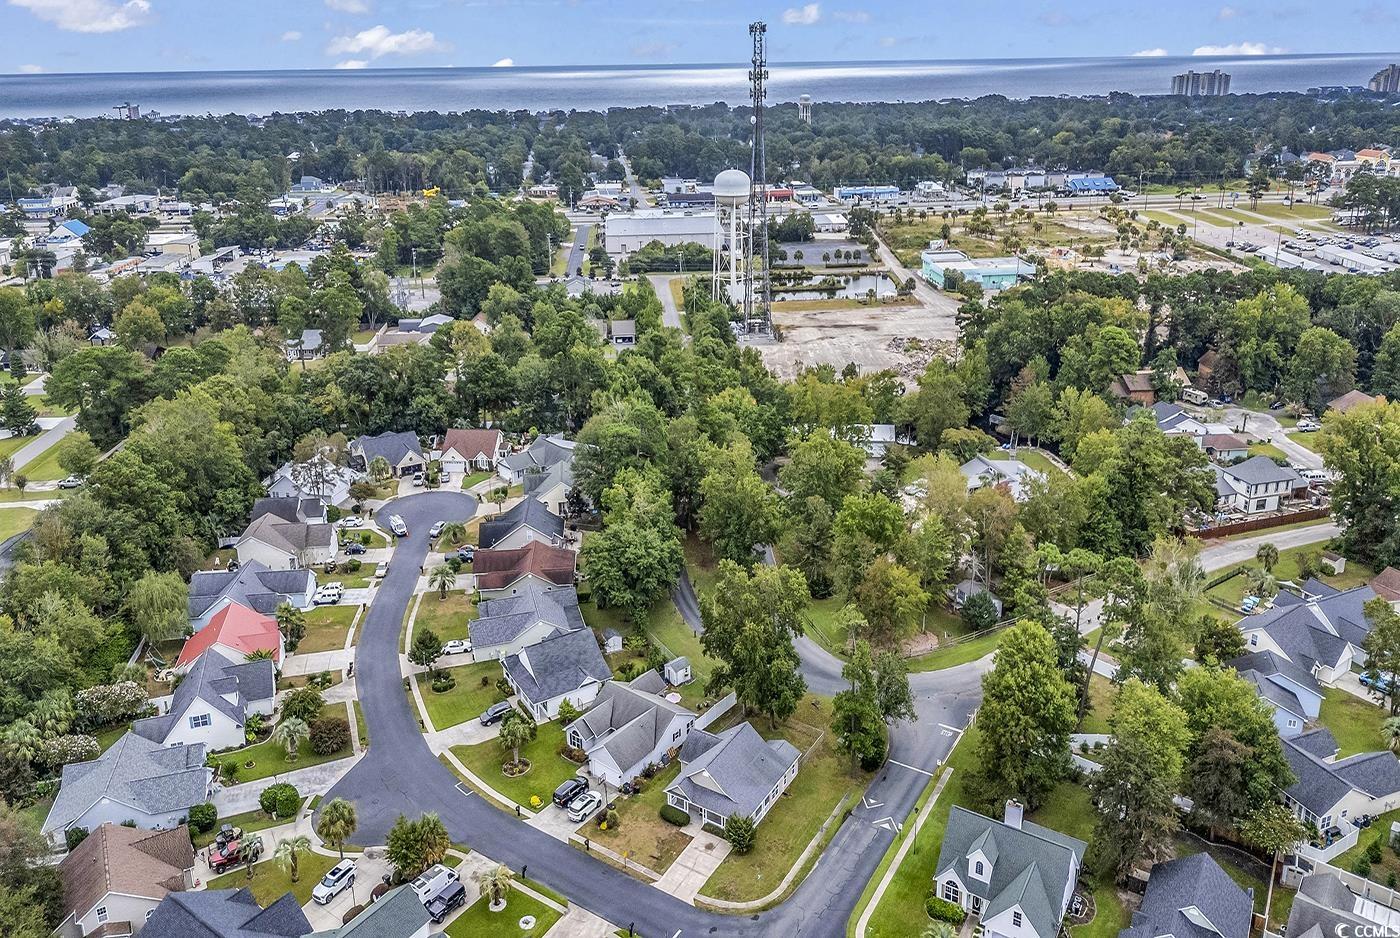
(975, 860), (984, 876)
(1013, 912), (1023, 929)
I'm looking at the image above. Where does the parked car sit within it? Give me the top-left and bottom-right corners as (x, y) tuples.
(57, 476), (84, 489)
(337, 516), (364, 529)
(313, 585), (343, 605)
(208, 834), (264, 873)
(455, 546), (475, 563)
(1297, 420), (1322, 432)
(479, 701), (513, 726)
(425, 880), (467, 923)
(1361, 671), (1397, 695)
(429, 521), (445, 538)
(311, 859), (356, 905)
(567, 790), (603, 822)
(442, 639), (470, 656)
(552, 776), (588, 808)
(412, 472), (425, 487)
(388, 515), (408, 537)
(342, 542), (366, 555)
(374, 561), (388, 578)
(409, 863), (459, 902)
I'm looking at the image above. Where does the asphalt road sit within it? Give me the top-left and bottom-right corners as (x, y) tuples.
(566, 223), (592, 278)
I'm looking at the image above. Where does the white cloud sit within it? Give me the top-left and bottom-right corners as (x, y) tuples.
(334, 59), (367, 69)
(281, 30), (302, 41)
(9, 0), (151, 33)
(1132, 47), (1169, 56)
(1192, 41), (1285, 54)
(492, 57), (514, 67)
(782, 4), (821, 25)
(325, 0), (369, 12)
(878, 36), (899, 47)
(1217, 5), (1238, 19)
(18, 63), (43, 73)
(833, 9), (869, 22)
(326, 24), (449, 59)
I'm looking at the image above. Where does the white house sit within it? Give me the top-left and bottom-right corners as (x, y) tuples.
(187, 562), (316, 634)
(498, 434), (574, 484)
(960, 454), (1045, 503)
(131, 649), (276, 751)
(1238, 584), (1379, 687)
(469, 581), (587, 660)
(1282, 728), (1400, 838)
(174, 602), (283, 672)
(664, 722), (800, 829)
(55, 823), (195, 938)
(1212, 456), (1304, 515)
(565, 671), (696, 788)
(523, 461), (574, 515)
(266, 455), (360, 506)
(502, 627), (612, 721)
(235, 498), (335, 571)
(438, 427), (505, 476)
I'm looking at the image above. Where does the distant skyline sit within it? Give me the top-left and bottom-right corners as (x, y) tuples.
(2, 0), (1398, 75)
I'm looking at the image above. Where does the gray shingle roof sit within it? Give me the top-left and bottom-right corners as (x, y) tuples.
(251, 497), (325, 525)
(500, 435), (574, 475)
(351, 431), (424, 468)
(1119, 853), (1253, 938)
(504, 627), (611, 705)
(188, 561), (315, 619)
(143, 888), (311, 938)
(1283, 731), (1400, 820)
(238, 513), (335, 556)
(44, 733), (209, 836)
(523, 460), (574, 500)
(305, 885), (429, 937)
(1291, 727), (1341, 760)
(478, 498), (565, 549)
(131, 649), (276, 744)
(1239, 586), (1380, 674)
(666, 723), (800, 823)
(934, 806), (1087, 938)
(1286, 870), (1370, 938)
(1222, 455), (1301, 486)
(469, 581), (585, 649)
(567, 672), (694, 778)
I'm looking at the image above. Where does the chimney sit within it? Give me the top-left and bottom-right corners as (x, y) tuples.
(1004, 799), (1024, 830)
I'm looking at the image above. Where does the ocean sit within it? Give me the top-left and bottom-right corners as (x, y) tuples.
(0, 53), (1395, 119)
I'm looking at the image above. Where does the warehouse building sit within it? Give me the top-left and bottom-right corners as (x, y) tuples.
(603, 209), (718, 256)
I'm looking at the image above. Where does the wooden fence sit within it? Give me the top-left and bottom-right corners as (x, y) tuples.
(1187, 506), (1331, 539)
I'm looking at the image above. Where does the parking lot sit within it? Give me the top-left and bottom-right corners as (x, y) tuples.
(1257, 229), (1400, 274)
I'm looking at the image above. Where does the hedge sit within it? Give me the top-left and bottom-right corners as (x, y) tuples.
(926, 896), (968, 924)
(660, 805), (690, 827)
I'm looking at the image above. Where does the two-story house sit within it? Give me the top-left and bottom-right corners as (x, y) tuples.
(1212, 456), (1305, 515)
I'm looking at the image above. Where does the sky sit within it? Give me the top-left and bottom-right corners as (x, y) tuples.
(1, 0), (1397, 74)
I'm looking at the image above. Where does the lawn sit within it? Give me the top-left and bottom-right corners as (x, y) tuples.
(444, 890), (562, 938)
(460, 470), (493, 490)
(453, 722), (581, 809)
(95, 723), (129, 753)
(0, 434), (33, 459)
(591, 761), (692, 874)
(1334, 805), (1400, 883)
(903, 628), (1003, 672)
(1319, 687), (1388, 757)
(700, 696), (870, 903)
(987, 447), (1062, 476)
(415, 589), (475, 645)
(215, 705), (353, 783)
(418, 661), (506, 730)
(17, 438), (67, 482)
(1206, 545), (1372, 609)
(297, 604), (359, 654)
(192, 807), (287, 848)
(207, 850), (341, 906)
(1247, 202), (1334, 221)
(18, 795), (53, 832)
(1288, 430), (1321, 452)
(1029, 783), (1130, 938)
(1078, 674), (1117, 735)
(317, 566), (373, 589)
(0, 507), (39, 541)
(1248, 442), (1288, 461)
(806, 596), (969, 665)
(682, 534), (720, 597)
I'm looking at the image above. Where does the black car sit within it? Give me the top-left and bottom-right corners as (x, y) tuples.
(552, 776), (587, 808)
(342, 542), (367, 555)
(425, 880), (467, 923)
(479, 701), (513, 726)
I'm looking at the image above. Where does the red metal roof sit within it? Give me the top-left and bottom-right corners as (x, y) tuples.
(176, 602), (282, 667)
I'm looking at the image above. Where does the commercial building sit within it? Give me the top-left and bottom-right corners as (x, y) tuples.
(834, 184), (899, 201)
(920, 248), (1034, 291)
(1370, 64), (1400, 94)
(1171, 69), (1231, 96)
(602, 209), (717, 255)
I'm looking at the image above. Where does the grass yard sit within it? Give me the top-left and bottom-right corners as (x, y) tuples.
(1248, 442), (1288, 461)
(418, 660), (506, 730)
(0, 507), (39, 541)
(18, 438), (67, 482)
(1319, 687), (1389, 757)
(414, 589), (475, 644)
(1206, 545), (1372, 609)
(1334, 805), (1400, 883)
(700, 696), (870, 903)
(444, 890), (562, 938)
(904, 628), (1003, 672)
(453, 722), (580, 810)
(1288, 430), (1321, 453)
(18, 795), (54, 832)
(1029, 783), (1130, 938)
(0, 434), (33, 459)
(591, 761), (692, 874)
(1248, 202), (1333, 221)
(297, 604), (359, 654)
(460, 470), (493, 490)
(317, 566), (373, 589)
(207, 850), (341, 906)
(682, 535), (720, 597)
(987, 447), (1062, 476)
(1079, 674), (1117, 735)
(192, 807), (286, 848)
(216, 705), (353, 783)
(353, 700), (367, 749)
(95, 723), (129, 753)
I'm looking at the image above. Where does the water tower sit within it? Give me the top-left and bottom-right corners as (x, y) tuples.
(712, 167), (751, 300)
(798, 94), (812, 125)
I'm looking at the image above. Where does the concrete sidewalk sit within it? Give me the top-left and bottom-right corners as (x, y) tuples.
(652, 824), (730, 903)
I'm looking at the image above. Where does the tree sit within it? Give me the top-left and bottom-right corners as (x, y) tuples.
(386, 813), (450, 879)
(852, 558), (930, 647)
(1, 387), (37, 437)
(124, 571), (188, 643)
(900, 359), (968, 448)
(698, 439), (781, 564)
(113, 301), (166, 350)
(723, 814), (757, 854)
(1317, 400), (1400, 570)
(272, 717), (310, 761)
(832, 492), (907, 595)
(274, 835), (312, 883)
(1362, 597), (1400, 715)
(1089, 679), (1188, 881)
(440, 521), (467, 546)
(476, 863), (514, 908)
(779, 430), (866, 512)
(260, 782), (301, 819)
(1177, 666), (1294, 819)
(581, 468), (683, 623)
(276, 602), (306, 653)
(1240, 803), (1308, 928)
(1183, 727), (1253, 839)
(961, 589), (998, 631)
(281, 686), (325, 723)
(499, 711), (532, 770)
(1255, 542), (1280, 573)
(832, 641), (890, 770)
(1194, 615), (1245, 664)
(970, 620), (1077, 810)
(1005, 378), (1056, 448)
(899, 516), (956, 598)
(409, 629), (443, 675)
(428, 564), (456, 600)
(54, 432), (100, 479)
(0, 288), (35, 372)
(1286, 327), (1356, 412)
(316, 798), (358, 859)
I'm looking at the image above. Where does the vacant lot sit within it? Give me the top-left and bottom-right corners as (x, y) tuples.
(762, 303), (957, 380)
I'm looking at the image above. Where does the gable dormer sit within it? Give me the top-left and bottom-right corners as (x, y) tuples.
(966, 828), (997, 883)
(1179, 905), (1219, 935)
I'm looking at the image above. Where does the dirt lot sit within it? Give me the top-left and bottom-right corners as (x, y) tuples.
(758, 300), (958, 381)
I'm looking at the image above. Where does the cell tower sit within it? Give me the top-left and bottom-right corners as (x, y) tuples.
(743, 21), (772, 336)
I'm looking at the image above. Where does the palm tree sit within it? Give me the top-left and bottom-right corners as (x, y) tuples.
(2, 719), (42, 763)
(1255, 542), (1280, 573)
(1245, 566), (1278, 601)
(245, 649), (275, 661)
(274, 835), (312, 883)
(498, 713), (531, 770)
(922, 924), (956, 938)
(429, 564), (456, 600)
(440, 521), (467, 546)
(272, 718), (310, 762)
(1384, 716), (1400, 752)
(317, 798), (358, 858)
(476, 863), (514, 909)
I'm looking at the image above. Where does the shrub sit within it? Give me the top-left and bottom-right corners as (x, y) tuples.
(1390, 872), (1398, 890)
(42, 734), (99, 768)
(1368, 838), (1384, 864)
(221, 759), (241, 783)
(310, 717), (351, 755)
(343, 558), (362, 573)
(660, 805), (690, 826)
(723, 814), (757, 854)
(65, 826), (90, 851)
(926, 896), (967, 924)
(188, 802), (217, 833)
(74, 682), (149, 728)
(603, 808), (620, 830)
(494, 677), (513, 698)
(557, 699), (582, 725)
(281, 686), (325, 723)
(260, 782), (301, 819)
(431, 673), (457, 693)
(342, 905), (364, 924)
(1353, 855), (1373, 877)
(371, 882), (390, 901)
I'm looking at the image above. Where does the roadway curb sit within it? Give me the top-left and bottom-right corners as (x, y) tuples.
(695, 793), (848, 911)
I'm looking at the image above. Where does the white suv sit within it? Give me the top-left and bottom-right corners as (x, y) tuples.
(311, 859), (356, 904)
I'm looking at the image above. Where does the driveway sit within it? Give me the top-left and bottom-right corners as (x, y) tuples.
(647, 273), (683, 329)
(300, 851), (392, 931)
(282, 649), (352, 677)
(214, 755), (361, 814)
(1218, 407), (1324, 469)
(566, 224), (592, 278)
(527, 804), (588, 843)
(10, 416), (75, 471)
(653, 826), (731, 903)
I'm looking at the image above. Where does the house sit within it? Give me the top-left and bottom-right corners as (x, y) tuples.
(933, 802), (1087, 938)
(498, 433), (575, 483)
(55, 823), (195, 938)
(1238, 584), (1380, 685)
(42, 734), (211, 847)
(523, 460), (575, 515)
(438, 428), (505, 476)
(1370, 567), (1400, 606)
(953, 579), (1004, 617)
(472, 541), (577, 599)
(664, 722), (800, 829)
(251, 495), (327, 526)
(1118, 853), (1253, 938)
(664, 657), (693, 685)
(853, 424), (908, 457)
(350, 431), (426, 478)
(46, 218), (91, 245)
(502, 626), (612, 720)
(565, 670), (696, 788)
(142, 888), (311, 938)
(1110, 371), (1160, 406)
(284, 328), (324, 362)
(187, 561), (316, 633)
(265, 456), (360, 506)
(1200, 433), (1249, 463)
(1227, 649), (1323, 737)
(608, 319), (637, 347)
(89, 326), (115, 346)
(1328, 389), (1378, 414)
(175, 602), (283, 671)
(470, 581), (586, 659)
(1281, 727), (1400, 835)
(132, 649), (276, 751)
(235, 504), (335, 571)
(477, 498), (566, 550)
(1212, 456), (1304, 515)
(1285, 870), (1395, 938)
(394, 313), (454, 334)
(960, 453), (1045, 503)
(304, 884), (431, 938)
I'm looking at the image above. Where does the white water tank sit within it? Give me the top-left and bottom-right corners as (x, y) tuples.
(714, 168), (751, 205)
